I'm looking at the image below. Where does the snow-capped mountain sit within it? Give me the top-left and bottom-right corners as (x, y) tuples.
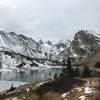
(0, 31), (39, 57)
(70, 30), (100, 60)
(0, 30), (100, 70)
(0, 31), (69, 70)
(57, 30), (100, 63)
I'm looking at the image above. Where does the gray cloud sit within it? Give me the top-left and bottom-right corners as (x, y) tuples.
(0, 0), (100, 42)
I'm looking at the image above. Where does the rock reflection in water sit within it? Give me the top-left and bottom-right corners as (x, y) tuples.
(0, 68), (62, 82)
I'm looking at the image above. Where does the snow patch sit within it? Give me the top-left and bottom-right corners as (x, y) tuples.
(85, 81), (91, 87)
(36, 81), (48, 87)
(62, 93), (67, 98)
(39, 81), (48, 86)
(12, 97), (18, 100)
(72, 53), (78, 57)
(74, 87), (82, 91)
(64, 99), (68, 100)
(79, 95), (85, 100)
(26, 88), (30, 92)
(84, 87), (92, 94)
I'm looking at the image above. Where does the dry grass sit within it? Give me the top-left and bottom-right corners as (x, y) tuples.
(40, 91), (62, 100)
(1, 77), (100, 100)
(36, 78), (84, 95)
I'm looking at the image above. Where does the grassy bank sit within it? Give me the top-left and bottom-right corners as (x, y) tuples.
(0, 77), (100, 100)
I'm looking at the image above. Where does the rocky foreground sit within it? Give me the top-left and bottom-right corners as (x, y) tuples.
(0, 77), (100, 100)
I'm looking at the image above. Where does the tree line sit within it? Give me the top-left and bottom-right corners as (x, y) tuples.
(59, 57), (100, 78)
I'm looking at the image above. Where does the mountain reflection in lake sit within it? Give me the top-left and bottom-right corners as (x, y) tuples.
(0, 68), (62, 82)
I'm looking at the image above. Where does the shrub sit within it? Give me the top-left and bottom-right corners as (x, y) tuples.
(95, 62), (100, 68)
(73, 68), (80, 77)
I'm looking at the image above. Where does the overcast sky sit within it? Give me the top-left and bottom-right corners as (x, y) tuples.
(0, 0), (100, 42)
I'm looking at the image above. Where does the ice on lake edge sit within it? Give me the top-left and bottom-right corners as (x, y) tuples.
(0, 80), (26, 92)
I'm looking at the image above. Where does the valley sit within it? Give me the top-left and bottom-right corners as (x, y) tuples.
(0, 30), (100, 100)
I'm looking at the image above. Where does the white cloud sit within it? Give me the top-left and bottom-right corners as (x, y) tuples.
(0, 0), (100, 42)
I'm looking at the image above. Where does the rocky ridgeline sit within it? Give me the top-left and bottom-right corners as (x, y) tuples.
(57, 30), (100, 64)
(0, 30), (100, 69)
(0, 31), (68, 70)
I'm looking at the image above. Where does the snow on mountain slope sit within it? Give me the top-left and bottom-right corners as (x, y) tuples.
(0, 50), (58, 71)
(0, 31), (38, 57)
(1, 30), (100, 70)
(70, 30), (100, 60)
(0, 31), (69, 70)
(0, 31), (69, 59)
(57, 30), (100, 63)
(87, 30), (100, 39)
(51, 39), (70, 57)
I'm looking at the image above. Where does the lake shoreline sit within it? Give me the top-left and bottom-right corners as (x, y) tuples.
(1, 77), (100, 100)
(0, 67), (62, 92)
(0, 66), (63, 72)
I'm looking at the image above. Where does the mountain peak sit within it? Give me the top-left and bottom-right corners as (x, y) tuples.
(76, 30), (100, 38)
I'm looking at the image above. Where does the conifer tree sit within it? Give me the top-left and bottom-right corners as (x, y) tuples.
(66, 57), (73, 77)
(74, 68), (80, 77)
(82, 64), (91, 77)
(61, 56), (73, 77)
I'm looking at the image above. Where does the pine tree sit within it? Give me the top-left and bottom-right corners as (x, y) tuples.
(61, 57), (67, 76)
(61, 57), (73, 77)
(74, 68), (80, 77)
(66, 57), (73, 77)
(82, 64), (91, 77)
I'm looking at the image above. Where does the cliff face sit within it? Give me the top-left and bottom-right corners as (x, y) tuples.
(57, 30), (100, 64)
(70, 30), (100, 60)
